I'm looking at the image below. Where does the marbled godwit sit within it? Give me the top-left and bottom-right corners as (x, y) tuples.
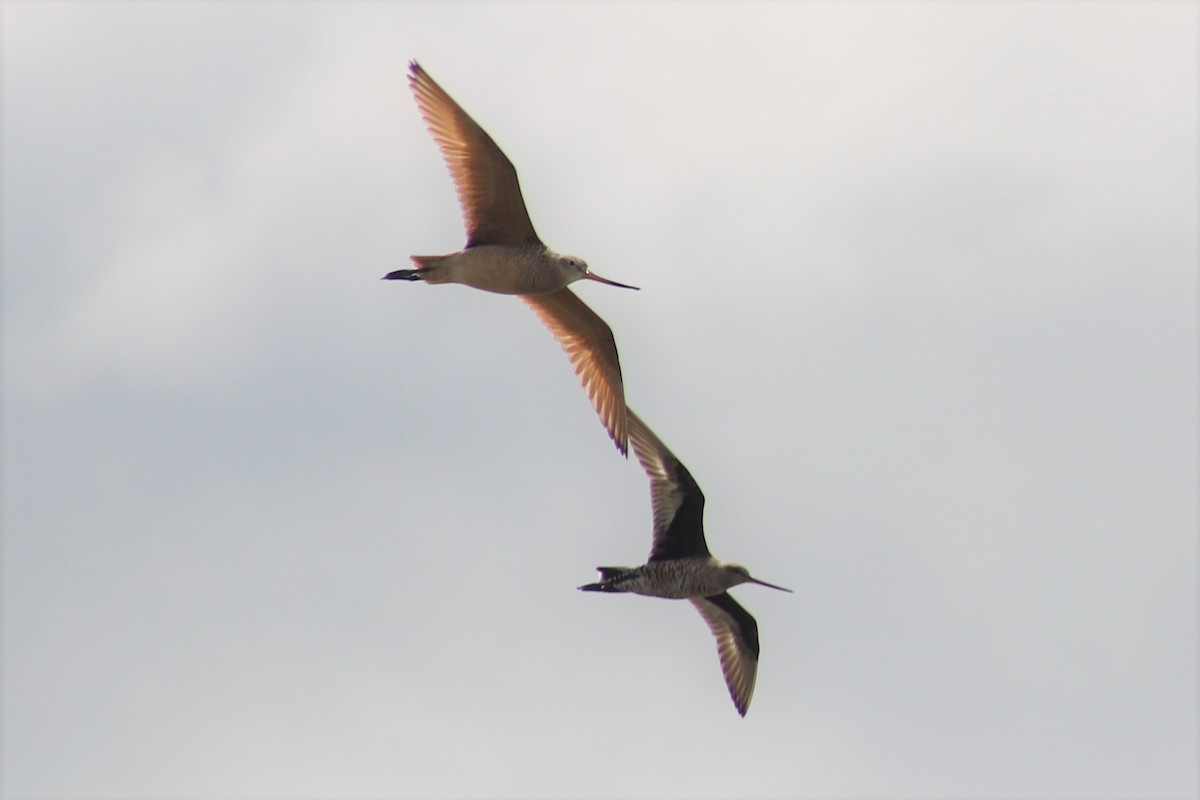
(386, 61), (637, 455)
(580, 410), (791, 716)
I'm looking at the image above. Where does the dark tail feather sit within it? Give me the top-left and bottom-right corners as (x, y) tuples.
(382, 268), (423, 281)
(382, 255), (448, 282)
(578, 566), (631, 592)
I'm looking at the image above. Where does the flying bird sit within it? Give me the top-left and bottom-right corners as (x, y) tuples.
(386, 61), (637, 455)
(580, 410), (791, 716)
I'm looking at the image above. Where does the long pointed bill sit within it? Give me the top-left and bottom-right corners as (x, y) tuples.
(585, 272), (640, 290)
(749, 577), (793, 593)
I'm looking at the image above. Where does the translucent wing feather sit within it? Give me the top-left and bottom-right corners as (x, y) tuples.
(627, 410), (708, 561)
(408, 61), (540, 247)
(522, 289), (628, 455)
(690, 593), (760, 716)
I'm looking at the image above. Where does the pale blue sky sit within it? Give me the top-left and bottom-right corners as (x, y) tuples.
(3, 2), (1196, 798)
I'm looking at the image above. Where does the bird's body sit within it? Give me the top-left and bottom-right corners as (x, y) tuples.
(580, 410), (790, 716)
(399, 244), (583, 296)
(388, 61), (636, 454)
(581, 559), (763, 599)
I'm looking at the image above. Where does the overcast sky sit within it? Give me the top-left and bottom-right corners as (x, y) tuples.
(3, 3), (1196, 799)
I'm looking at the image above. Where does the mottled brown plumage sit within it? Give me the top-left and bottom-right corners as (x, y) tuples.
(580, 410), (791, 716)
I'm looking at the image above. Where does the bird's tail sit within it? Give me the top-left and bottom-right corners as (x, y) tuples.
(578, 566), (633, 592)
(383, 254), (452, 283)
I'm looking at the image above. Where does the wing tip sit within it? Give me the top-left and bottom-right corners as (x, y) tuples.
(726, 666), (756, 717)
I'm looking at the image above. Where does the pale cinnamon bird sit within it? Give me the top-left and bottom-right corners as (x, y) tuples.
(580, 409), (791, 716)
(385, 61), (636, 454)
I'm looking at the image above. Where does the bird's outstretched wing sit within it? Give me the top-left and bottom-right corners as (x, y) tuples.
(408, 61), (540, 247)
(690, 592), (760, 716)
(626, 410), (708, 561)
(521, 289), (628, 455)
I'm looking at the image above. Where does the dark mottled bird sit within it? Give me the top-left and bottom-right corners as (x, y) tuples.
(581, 410), (791, 715)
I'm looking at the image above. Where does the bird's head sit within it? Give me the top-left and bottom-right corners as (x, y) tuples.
(560, 255), (640, 291)
(723, 563), (793, 593)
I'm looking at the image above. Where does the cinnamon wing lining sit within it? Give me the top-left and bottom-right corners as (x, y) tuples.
(521, 288), (628, 456)
(407, 61), (540, 247)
